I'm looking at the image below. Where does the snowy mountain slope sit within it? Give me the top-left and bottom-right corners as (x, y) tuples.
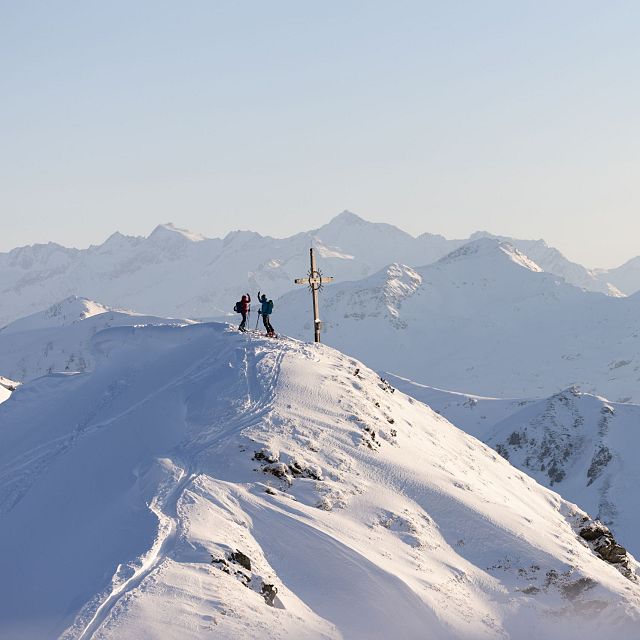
(1, 323), (638, 639)
(276, 237), (640, 401)
(382, 376), (533, 441)
(0, 211), (624, 328)
(486, 389), (640, 551)
(471, 232), (623, 296)
(0, 296), (192, 383)
(1, 296), (113, 334)
(386, 376), (640, 557)
(596, 255), (640, 296)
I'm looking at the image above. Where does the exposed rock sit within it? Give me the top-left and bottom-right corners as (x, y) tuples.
(520, 585), (540, 595)
(579, 522), (609, 542)
(586, 446), (612, 486)
(576, 517), (636, 580)
(262, 462), (291, 481)
(230, 550), (252, 572)
(210, 555), (230, 573)
(379, 378), (395, 393)
(495, 444), (509, 460)
(260, 458), (323, 483)
(261, 583), (278, 606)
(594, 538), (628, 564)
(560, 577), (597, 600)
(507, 431), (523, 446)
(253, 448), (279, 463)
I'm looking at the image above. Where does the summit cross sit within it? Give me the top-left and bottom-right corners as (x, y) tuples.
(294, 248), (334, 343)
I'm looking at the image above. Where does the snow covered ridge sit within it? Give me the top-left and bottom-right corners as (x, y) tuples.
(437, 238), (544, 273)
(1, 296), (116, 334)
(277, 238), (640, 401)
(1, 323), (639, 639)
(469, 232), (624, 296)
(387, 377), (640, 562)
(0, 211), (629, 327)
(0, 297), (193, 383)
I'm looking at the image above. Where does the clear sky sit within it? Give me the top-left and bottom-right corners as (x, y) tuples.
(1, 1), (638, 268)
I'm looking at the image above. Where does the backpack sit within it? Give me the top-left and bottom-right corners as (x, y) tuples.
(266, 300), (274, 314)
(233, 301), (242, 313)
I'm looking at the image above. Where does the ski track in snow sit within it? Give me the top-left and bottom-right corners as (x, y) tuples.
(73, 331), (287, 639)
(76, 468), (194, 640)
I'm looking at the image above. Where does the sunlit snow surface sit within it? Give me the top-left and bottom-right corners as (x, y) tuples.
(0, 322), (639, 639)
(387, 375), (640, 559)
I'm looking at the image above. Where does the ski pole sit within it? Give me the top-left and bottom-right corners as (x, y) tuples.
(255, 311), (260, 330)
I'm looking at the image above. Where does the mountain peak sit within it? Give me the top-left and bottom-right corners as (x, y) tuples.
(329, 210), (366, 225)
(438, 237), (543, 273)
(1, 296), (113, 335)
(470, 230), (547, 247)
(148, 223), (206, 243)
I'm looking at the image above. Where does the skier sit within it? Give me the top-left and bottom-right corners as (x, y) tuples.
(236, 293), (251, 332)
(257, 291), (275, 337)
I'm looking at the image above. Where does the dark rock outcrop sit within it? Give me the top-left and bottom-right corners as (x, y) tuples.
(261, 583), (278, 606)
(577, 517), (635, 579)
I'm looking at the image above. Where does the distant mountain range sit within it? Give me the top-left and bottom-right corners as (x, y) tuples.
(2, 211), (636, 328)
(277, 236), (640, 402)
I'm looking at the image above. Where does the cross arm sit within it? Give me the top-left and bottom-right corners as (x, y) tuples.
(294, 276), (334, 285)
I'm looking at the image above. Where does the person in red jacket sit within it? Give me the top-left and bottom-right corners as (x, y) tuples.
(238, 293), (251, 332)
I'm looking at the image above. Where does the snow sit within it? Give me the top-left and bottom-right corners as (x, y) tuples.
(276, 238), (640, 401)
(0, 212), (626, 328)
(387, 376), (640, 560)
(470, 232), (622, 296)
(1, 296), (114, 334)
(0, 376), (21, 404)
(148, 222), (207, 244)
(0, 297), (193, 383)
(1, 322), (639, 639)
(0, 387), (10, 404)
(597, 255), (640, 295)
(438, 238), (543, 273)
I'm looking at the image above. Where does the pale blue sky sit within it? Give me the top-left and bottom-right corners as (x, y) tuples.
(1, 1), (638, 267)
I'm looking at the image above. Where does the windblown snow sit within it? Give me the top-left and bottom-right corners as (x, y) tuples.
(1, 322), (638, 640)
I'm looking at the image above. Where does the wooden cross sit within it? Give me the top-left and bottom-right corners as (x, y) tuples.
(294, 248), (334, 343)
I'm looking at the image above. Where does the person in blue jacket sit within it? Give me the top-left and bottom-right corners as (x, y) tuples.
(257, 291), (275, 337)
